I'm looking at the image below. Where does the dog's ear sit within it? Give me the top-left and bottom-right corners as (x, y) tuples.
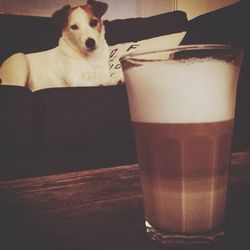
(87, 0), (108, 18)
(52, 5), (71, 30)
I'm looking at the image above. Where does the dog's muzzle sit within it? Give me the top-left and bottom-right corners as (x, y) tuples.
(85, 38), (96, 50)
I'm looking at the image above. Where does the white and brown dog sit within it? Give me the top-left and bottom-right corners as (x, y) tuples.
(0, 0), (111, 91)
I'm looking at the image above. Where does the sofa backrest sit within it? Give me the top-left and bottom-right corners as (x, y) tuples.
(0, 11), (188, 64)
(0, 14), (59, 64)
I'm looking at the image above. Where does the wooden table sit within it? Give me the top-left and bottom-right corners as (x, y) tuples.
(1, 151), (250, 250)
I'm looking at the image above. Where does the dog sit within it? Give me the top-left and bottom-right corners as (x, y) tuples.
(0, 0), (111, 91)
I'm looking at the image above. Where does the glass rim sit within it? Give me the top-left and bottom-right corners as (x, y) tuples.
(119, 44), (243, 63)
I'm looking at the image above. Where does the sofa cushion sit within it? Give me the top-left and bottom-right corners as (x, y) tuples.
(109, 32), (186, 84)
(104, 11), (188, 45)
(37, 85), (134, 147)
(0, 85), (38, 146)
(104, 10), (188, 84)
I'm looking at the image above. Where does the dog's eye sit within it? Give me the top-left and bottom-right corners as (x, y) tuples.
(89, 19), (98, 27)
(70, 24), (79, 30)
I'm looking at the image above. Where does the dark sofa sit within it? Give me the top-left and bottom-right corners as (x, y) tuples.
(181, 0), (250, 152)
(1, 1), (250, 181)
(0, 10), (188, 180)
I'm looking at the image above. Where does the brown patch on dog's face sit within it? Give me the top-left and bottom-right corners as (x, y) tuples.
(81, 4), (103, 33)
(87, 0), (108, 18)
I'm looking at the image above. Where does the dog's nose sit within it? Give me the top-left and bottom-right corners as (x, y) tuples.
(85, 38), (96, 49)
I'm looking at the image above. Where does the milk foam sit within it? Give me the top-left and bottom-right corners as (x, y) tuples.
(124, 59), (240, 123)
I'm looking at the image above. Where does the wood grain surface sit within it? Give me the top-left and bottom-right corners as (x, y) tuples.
(0, 151), (250, 250)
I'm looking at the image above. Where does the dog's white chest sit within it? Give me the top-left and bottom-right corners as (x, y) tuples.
(64, 57), (110, 87)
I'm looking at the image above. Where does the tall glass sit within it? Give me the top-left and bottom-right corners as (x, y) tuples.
(120, 45), (243, 246)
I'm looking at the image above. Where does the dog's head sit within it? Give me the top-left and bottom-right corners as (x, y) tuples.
(52, 0), (108, 55)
